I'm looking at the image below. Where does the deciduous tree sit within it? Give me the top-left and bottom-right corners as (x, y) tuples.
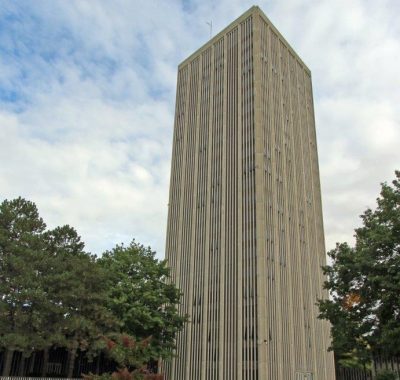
(98, 241), (187, 362)
(318, 171), (400, 367)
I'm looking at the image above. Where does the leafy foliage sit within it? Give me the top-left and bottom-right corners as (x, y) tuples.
(376, 370), (399, 380)
(84, 334), (162, 380)
(98, 242), (187, 360)
(318, 171), (400, 366)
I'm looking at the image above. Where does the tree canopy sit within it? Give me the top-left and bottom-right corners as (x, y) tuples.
(0, 197), (186, 378)
(98, 242), (186, 360)
(318, 171), (400, 367)
(0, 197), (48, 353)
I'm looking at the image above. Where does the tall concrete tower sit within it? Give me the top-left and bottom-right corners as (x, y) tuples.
(164, 6), (335, 380)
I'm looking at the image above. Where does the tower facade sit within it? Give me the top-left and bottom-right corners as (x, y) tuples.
(165, 6), (335, 380)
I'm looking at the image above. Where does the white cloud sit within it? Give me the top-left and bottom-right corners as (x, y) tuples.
(0, 0), (399, 259)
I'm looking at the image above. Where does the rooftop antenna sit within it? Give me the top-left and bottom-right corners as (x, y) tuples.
(206, 21), (213, 39)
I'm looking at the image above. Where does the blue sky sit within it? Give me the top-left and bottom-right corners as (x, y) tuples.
(1, 0), (399, 257)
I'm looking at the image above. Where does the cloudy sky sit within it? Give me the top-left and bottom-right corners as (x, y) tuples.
(1, 0), (399, 258)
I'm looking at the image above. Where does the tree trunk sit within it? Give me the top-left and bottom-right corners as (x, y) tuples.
(28, 352), (36, 375)
(67, 347), (77, 378)
(370, 354), (375, 379)
(1, 349), (14, 376)
(41, 348), (49, 377)
(95, 355), (100, 375)
(18, 355), (26, 376)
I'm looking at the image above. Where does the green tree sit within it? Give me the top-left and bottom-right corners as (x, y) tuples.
(0, 197), (48, 375)
(42, 225), (117, 378)
(0, 199), (116, 377)
(318, 171), (400, 367)
(0, 198), (186, 378)
(98, 241), (187, 362)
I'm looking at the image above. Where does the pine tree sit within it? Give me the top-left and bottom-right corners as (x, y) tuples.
(0, 200), (116, 376)
(42, 225), (117, 378)
(0, 198), (47, 375)
(0, 199), (186, 377)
